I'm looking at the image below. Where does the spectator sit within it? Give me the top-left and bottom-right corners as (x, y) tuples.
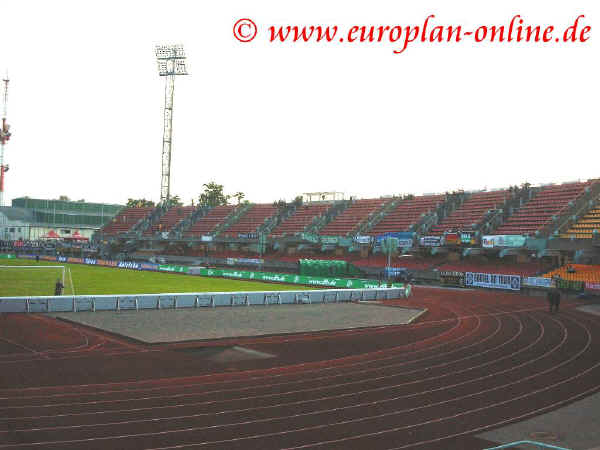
(54, 279), (64, 296)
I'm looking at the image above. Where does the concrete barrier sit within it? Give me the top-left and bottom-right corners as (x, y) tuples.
(0, 287), (408, 313)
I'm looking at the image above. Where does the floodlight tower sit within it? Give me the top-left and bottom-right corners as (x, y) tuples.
(155, 45), (188, 204)
(0, 75), (11, 207)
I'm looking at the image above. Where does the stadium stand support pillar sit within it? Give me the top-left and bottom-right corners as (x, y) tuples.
(116, 297), (120, 311)
(211, 296), (215, 308)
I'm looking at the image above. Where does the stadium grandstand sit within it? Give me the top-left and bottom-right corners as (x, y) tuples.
(5, 178), (600, 280)
(100, 206), (153, 235)
(543, 264), (600, 283)
(560, 203), (600, 239)
(319, 197), (390, 236)
(270, 203), (330, 237)
(220, 203), (278, 238)
(493, 181), (596, 235)
(429, 189), (509, 235)
(367, 194), (446, 236)
(143, 206), (195, 236)
(183, 205), (236, 237)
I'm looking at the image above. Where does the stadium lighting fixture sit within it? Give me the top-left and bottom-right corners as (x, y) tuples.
(155, 44), (188, 204)
(0, 74), (11, 207)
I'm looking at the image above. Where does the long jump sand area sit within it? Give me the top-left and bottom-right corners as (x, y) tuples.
(50, 302), (425, 343)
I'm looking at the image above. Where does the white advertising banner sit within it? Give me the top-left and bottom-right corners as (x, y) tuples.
(465, 272), (521, 291)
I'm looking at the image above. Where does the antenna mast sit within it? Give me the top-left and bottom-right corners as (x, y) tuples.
(155, 45), (188, 205)
(0, 74), (11, 207)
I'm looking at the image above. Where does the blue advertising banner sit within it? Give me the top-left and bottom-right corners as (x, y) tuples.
(140, 262), (159, 271)
(117, 261), (141, 270)
(376, 232), (414, 243)
(523, 277), (554, 288)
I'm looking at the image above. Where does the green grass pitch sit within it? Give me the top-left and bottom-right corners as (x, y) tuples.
(0, 259), (311, 297)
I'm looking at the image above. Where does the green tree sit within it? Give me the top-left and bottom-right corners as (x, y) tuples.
(58, 195), (70, 201)
(198, 182), (230, 207)
(233, 192), (245, 205)
(126, 198), (156, 208)
(164, 195), (183, 208)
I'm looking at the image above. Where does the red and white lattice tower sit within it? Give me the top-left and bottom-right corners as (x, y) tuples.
(0, 75), (11, 207)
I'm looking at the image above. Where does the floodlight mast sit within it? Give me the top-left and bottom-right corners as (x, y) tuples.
(0, 74), (11, 207)
(155, 45), (188, 205)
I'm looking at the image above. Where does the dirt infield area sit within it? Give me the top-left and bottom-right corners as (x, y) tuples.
(49, 302), (426, 342)
(1, 287), (600, 450)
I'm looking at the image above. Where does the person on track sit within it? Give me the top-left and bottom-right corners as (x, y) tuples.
(547, 289), (554, 313)
(547, 288), (561, 314)
(552, 289), (561, 314)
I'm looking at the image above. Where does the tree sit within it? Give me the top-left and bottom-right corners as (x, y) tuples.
(198, 182), (230, 207)
(126, 198), (156, 208)
(164, 195), (183, 208)
(58, 195), (70, 201)
(233, 192), (245, 205)
(293, 196), (303, 207)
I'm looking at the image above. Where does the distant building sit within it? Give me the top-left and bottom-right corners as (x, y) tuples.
(0, 198), (123, 241)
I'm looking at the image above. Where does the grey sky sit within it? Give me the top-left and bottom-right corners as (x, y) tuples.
(0, 0), (597, 206)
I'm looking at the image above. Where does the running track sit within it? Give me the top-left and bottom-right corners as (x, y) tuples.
(1, 287), (599, 450)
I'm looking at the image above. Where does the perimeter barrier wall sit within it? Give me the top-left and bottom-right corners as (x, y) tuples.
(0, 287), (407, 313)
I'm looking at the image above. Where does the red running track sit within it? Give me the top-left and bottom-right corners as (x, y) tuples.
(0, 287), (599, 450)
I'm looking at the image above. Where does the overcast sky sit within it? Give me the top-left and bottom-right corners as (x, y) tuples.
(0, 0), (597, 206)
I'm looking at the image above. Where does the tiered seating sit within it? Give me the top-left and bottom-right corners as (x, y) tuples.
(429, 190), (508, 235)
(184, 205), (235, 237)
(367, 194), (445, 236)
(270, 204), (330, 237)
(437, 260), (549, 277)
(100, 207), (153, 235)
(494, 181), (593, 235)
(221, 204), (278, 237)
(543, 264), (600, 283)
(560, 205), (600, 239)
(144, 206), (195, 235)
(320, 198), (389, 236)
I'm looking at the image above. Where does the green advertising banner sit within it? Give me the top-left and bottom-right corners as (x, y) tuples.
(158, 264), (190, 273)
(198, 267), (382, 289)
(0, 254), (16, 259)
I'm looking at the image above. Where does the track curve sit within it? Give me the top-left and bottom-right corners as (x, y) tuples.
(1, 287), (599, 450)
